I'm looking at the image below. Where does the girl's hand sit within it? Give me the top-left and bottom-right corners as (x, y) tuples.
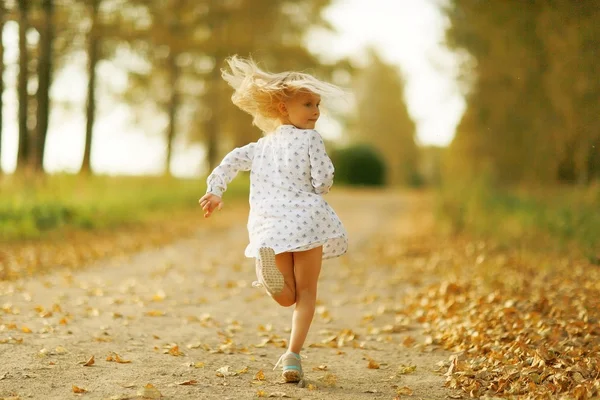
(198, 193), (223, 218)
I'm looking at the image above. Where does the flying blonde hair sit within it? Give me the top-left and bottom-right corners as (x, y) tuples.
(221, 55), (345, 133)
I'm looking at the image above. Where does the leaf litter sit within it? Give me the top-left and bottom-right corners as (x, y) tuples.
(384, 233), (600, 399)
(4, 192), (595, 399)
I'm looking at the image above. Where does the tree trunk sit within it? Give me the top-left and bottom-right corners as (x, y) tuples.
(205, 58), (221, 171)
(34, 0), (54, 173)
(203, 0), (221, 172)
(0, 4), (5, 175)
(590, 137), (600, 182)
(165, 53), (179, 177)
(576, 135), (590, 186)
(80, 0), (100, 175)
(16, 0), (29, 172)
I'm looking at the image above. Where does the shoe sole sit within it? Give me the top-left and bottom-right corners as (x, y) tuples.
(258, 247), (284, 296)
(282, 369), (302, 383)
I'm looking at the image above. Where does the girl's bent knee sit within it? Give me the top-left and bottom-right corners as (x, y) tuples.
(274, 294), (296, 307)
(276, 297), (296, 307)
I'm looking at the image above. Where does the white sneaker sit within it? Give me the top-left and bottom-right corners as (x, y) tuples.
(252, 247), (284, 296)
(274, 352), (303, 383)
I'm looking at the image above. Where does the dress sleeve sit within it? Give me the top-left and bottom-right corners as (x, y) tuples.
(308, 130), (335, 195)
(206, 143), (256, 197)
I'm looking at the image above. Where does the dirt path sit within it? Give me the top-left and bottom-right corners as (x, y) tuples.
(0, 190), (458, 400)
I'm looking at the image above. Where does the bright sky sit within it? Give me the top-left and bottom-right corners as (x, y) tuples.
(0, 0), (464, 177)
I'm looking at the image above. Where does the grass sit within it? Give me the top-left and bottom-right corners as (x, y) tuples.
(437, 178), (600, 261)
(0, 173), (250, 242)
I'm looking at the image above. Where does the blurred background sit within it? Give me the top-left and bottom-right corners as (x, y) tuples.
(0, 0), (598, 258)
(0, 0), (462, 178)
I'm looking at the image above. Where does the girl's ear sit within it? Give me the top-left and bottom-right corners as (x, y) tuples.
(277, 101), (288, 116)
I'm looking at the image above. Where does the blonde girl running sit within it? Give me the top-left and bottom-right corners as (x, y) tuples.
(199, 56), (348, 383)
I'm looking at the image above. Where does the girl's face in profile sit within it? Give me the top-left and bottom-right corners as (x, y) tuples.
(279, 91), (321, 130)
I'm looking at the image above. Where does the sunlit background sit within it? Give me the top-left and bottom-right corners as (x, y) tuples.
(1, 0), (598, 257)
(0, 0), (463, 177)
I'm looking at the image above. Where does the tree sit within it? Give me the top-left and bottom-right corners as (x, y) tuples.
(36, 0), (129, 175)
(444, 1), (548, 183)
(156, 0), (197, 176)
(120, 0), (209, 176)
(123, 0), (342, 174)
(352, 49), (419, 186)
(197, 0), (345, 171)
(538, 2), (600, 184)
(80, 0), (100, 175)
(16, 0), (29, 172)
(33, 0), (54, 172)
(443, 0), (600, 185)
(13, 0), (97, 175)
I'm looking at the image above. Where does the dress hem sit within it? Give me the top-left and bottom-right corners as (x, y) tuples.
(244, 234), (348, 260)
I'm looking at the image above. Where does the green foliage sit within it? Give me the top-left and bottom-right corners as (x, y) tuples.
(438, 179), (600, 257)
(0, 174), (249, 241)
(2, 0), (350, 177)
(444, 1), (600, 185)
(351, 49), (419, 186)
(121, 0), (347, 172)
(331, 145), (386, 187)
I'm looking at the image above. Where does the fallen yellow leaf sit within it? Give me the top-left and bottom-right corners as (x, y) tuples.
(167, 345), (183, 356)
(402, 336), (415, 347)
(397, 364), (416, 375)
(396, 386), (413, 396)
(152, 291), (166, 302)
(106, 353), (132, 363)
(115, 354), (132, 364)
(254, 370), (266, 381)
(145, 310), (165, 317)
(72, 385), (87, 393)
(83, 355), (95, 367)
(176, 380), (197, 385)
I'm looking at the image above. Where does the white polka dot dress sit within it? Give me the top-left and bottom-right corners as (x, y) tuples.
(206, 125), (348, 260)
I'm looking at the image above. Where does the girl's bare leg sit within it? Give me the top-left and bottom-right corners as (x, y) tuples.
(288, 246), (322, 354)
(271, 252), (296, 307)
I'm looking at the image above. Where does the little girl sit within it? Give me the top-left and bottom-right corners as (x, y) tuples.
(198, 56), (348, 383)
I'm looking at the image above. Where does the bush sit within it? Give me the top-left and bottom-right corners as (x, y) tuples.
(331, 145), (387, 186)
